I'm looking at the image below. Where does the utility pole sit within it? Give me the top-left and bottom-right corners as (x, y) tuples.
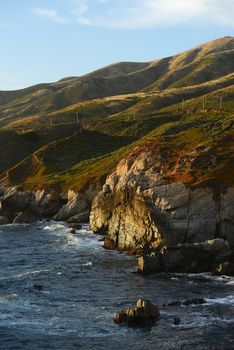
(50, 117), (53, 126)
(220, 96), (223, 110)
(181, 99), (185, 113)
(76, 112), (79, 125)
(202, 96), (206, 111)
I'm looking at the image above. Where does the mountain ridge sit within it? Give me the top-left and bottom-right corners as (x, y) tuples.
(0, 36), (233, 193)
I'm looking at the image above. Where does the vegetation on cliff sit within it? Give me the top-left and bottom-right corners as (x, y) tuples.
(0, 37), (233, 191)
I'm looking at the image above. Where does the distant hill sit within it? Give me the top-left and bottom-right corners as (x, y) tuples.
(0, 37), (233, 191)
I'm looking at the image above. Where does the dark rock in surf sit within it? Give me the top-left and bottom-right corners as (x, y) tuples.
(138, 239), (232, 274)
(212, 262), (234, 276)
(114, 299), (160, 327)
(13, 211), (38, 224)
(68, 223), (82, 230)
(163, 297), (206, 307)
(173, 317), (181, 325)
(33, 284), (43, 291)
(67, 227), (76, 234)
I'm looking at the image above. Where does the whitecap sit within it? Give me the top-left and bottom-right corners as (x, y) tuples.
(16, 268), (51, 278)
(43, 223), (66, 231)
(0, 293), (18, 304)
(82, 261), (93, 267)
(226, 280), (234, 285)
(181, 314), (234, 328)
(205, 295), (234, 305)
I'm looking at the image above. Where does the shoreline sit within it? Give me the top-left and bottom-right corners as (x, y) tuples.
(0, 185), (234, 276)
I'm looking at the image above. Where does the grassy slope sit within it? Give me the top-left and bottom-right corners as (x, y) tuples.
(3, 94), (233, 191)
(0, 37), (233, 191)
(1, 37), (233, 125)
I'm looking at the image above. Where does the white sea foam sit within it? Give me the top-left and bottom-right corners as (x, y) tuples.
(82, 261), (93, 267)
(16, 269), (51, 278)
(181, 314), (234, 328)
(43, 223), (66, 231)
(0, 293), (18, 303)
(205, 294), (234, 306)
(226, 280), (234, 285)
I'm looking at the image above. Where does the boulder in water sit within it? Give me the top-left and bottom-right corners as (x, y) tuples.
(68, 223), (82, 230)
(114, 299), (160, 326)
(13, 211), (38, 224)
(67, 227), (76, 234)
(163, 297), (206, 307)
(33, 284), (43, 291)
(173, 317), (181, 325)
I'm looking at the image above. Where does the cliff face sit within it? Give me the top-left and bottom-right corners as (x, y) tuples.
(90, 141), (234, 272)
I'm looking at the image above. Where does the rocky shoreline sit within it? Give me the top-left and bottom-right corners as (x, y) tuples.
(1, 182), (233, 276)
(89, 143), (234, 275)
(0, 187), (94, 226)
(1, 144), (234, 276)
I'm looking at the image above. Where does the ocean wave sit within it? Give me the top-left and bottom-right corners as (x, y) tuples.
(205, 295), (234, 306)
(43, 223), (66, 231)
(82, 261), (93, 267)
(0, 293), (18, 304)
(15, 268), (51, 278)
(180, 314), (234, 328)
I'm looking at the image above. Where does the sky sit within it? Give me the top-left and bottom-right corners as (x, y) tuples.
(0, 0), (234, 90)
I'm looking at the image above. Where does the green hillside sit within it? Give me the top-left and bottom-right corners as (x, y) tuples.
(0, 37), (233, 192)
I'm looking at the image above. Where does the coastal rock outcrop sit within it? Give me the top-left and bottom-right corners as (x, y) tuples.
(54, 189), (97, 223)
(212, 261), (234, 276)
(90, 142), (234, 273)
(0, 188), (36, 223)
(114, 299), (160, 326)
(0, 185), (98, 225)
(138, 238), (232, 273)
(0, 188), (66, 223)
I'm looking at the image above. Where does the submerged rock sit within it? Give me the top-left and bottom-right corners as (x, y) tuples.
(33, 284), (43, 292)
(67, 227), (76, 234)
(173, 317), (181, 325)
(68, 223), (82, 230)
(163, 298), (206, 307)
(114, 299), (160, 326)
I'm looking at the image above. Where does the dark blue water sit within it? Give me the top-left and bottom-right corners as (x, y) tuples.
(0, 222), (233, 350)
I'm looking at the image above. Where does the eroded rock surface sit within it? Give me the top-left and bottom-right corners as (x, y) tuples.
(114, 299), (160, 326)
(90, 143), (234, 273)
(0, 188), (66, 223)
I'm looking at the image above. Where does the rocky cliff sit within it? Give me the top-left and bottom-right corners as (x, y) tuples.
(90, 140), (234, 273)
(0, 186), (97, 225)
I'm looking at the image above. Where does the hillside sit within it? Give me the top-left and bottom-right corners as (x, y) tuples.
(0, 36), (233, 192)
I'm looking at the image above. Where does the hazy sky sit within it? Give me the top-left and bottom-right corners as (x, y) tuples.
(1, 0), (234, 90)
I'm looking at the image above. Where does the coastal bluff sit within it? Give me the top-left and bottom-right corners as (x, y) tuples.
(90, 141), (234, 273)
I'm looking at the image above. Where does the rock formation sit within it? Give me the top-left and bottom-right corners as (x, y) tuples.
(0, 186), (97, 225)
(0, 188), (66, 223)
(53, 190), (91, 223)
(114, 299), (160, 326)
(90, 141), (234, 273)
